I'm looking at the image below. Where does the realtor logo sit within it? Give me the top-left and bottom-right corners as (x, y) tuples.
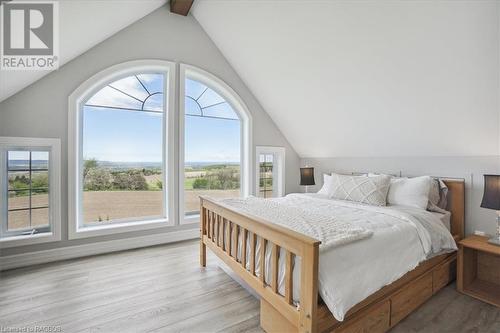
(1, 0), (59, 70)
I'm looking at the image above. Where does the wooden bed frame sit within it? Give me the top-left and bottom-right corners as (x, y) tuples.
(199, 179), (465, 333)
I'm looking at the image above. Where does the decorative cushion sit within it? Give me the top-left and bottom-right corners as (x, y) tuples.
(317, 174), (333, 196)
(329, 173), (391, 206)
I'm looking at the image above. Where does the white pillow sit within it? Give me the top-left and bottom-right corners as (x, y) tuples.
(329, 173), (391, 206)
(387, 176), (432, 209)
(317, 174), (333, 196)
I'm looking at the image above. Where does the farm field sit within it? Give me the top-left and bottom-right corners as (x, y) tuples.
(7, 189), (239, 230)
(8, 161), (240, 230)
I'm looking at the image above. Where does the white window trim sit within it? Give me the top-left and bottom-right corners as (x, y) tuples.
(255, 146), (286, 198)
(179, 64), (253, 223)
(0, 136), (61, 248)
(68, 60), (176, 240)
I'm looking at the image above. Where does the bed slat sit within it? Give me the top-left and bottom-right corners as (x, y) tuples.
(272, 244), (279, 293)
(225, 219), (231, 254)
(217, 215), (224, 247)
(260, 238), (267, 285)
(250, 232), (257, 275)
(211, 211), (215, 240)
(285, 250), (293, 304)
(242, 228), (248, 269)
(232, 223), (239, 259)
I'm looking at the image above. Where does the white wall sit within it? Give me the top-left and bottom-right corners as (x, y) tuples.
(193, 0), (500, 157)
(0, 7), (300, 256)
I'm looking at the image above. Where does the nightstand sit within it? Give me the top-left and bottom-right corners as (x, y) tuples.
(457, 235), (500, 307)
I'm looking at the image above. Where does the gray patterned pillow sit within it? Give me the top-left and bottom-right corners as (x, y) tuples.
(329, 173), (391, 206)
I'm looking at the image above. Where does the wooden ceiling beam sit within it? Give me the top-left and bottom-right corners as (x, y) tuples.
(170, 0), (194, 16)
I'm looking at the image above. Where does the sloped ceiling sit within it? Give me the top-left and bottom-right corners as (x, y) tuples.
(0, 0), (166, 102)
(192, 1), (500, 158)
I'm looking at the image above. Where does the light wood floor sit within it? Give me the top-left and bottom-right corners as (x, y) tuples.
(1, 240), (498, 333)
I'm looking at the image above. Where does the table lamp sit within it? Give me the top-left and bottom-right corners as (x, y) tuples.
(300, 167), (315, 193)
(480, 174), (500, 246)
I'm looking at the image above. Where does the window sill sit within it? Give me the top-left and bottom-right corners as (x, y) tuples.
(69, 218), (171, 240)
(182, 214), (200, 225)
(0, 232), (60, 248)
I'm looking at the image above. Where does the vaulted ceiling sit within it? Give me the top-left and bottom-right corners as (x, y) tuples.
(192, 1), (500, 157)
(0, 0), (166, 102)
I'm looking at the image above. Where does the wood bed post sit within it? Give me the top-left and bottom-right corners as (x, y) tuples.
(200, 198), (207, 267)
(299, 243), (320, 333)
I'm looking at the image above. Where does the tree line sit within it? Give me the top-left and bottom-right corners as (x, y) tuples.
(83, 159), (239, 191)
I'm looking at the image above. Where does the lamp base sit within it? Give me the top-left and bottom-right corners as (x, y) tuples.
(488, 237), (500, 246)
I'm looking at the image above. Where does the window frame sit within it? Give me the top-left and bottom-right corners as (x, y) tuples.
(0, 136), (61, 247)
(179, 64), (253, 223)
(68, 60), (176, 240)
(255, 146), (286, 198)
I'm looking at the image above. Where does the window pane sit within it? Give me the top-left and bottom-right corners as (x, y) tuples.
(197, 88), (224, 109)
(82, 73), (165, 225)
(85, 86), (143, 110)
(108, 76), (150, 101)
(8, 190), (30, 210)
(32, 151), (49, 169)
(32, 188), (49, 208)
(31, 208), (49, 227)
(8, 171), (30, 190)
(8, 210), (30, 230)
(32, 171), (49, 189)
(137, 74), (164, 94)
(8, 151), (29, 170)
(183, 79), (241, 222)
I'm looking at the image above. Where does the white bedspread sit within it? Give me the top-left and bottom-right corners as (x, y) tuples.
(221, 195), (373, 250)
(221, 193), (457, 321)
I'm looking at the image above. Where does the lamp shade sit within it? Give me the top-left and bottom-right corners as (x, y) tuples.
(300, 167), (315, 186)
(480, 174), (500, 210)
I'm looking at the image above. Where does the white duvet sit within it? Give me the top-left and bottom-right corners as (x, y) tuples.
(221, 193), (457, 321)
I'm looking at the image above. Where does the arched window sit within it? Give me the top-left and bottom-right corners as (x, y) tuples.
(180, 65), (251, 223)
(68, 61), (251, 238)
(81, 73), (166, 225)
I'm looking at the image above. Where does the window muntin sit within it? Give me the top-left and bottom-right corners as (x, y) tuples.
(81, 73), (166, 226)
(183, 78), (241, 219)
(6, 150), (50, 235)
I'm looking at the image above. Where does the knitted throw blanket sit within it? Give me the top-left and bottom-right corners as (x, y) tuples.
(221, 194), (373, 251)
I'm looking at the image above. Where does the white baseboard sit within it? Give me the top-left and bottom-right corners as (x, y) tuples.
(0, 228), (199, 271)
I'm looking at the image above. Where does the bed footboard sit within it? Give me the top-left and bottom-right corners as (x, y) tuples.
(199, 196), (321, 333)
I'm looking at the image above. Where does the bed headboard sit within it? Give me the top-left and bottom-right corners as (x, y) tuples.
(441, 179), (465, 241)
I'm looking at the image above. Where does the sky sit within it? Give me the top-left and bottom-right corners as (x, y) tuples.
(81, 75), (241, 163)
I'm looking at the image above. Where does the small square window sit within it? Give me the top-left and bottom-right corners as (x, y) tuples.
(1, 137), (61, 247)
(5, 150), (50, 233)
